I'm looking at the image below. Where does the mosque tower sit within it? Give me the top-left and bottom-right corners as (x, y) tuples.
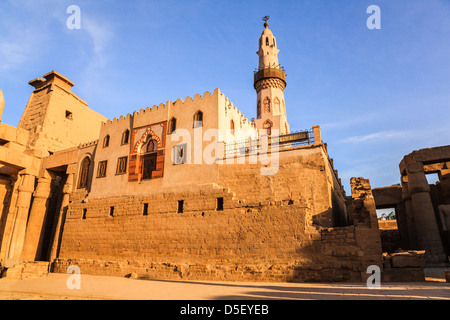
(254, 17), (290, 135)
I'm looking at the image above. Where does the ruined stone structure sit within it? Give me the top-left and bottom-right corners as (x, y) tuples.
(0, 20), (385, 282)
(374, 146), (450, 266)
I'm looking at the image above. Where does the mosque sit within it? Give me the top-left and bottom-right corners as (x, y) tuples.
(0, 19), (388, 282)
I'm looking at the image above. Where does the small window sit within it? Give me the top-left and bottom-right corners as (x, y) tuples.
(266, 37), (269, 46)
(168, 117), (177, 134)
(116, 156), (128, 175)
(173, 144), (187, 165)
(65, 110), (73, 121)
(82, 209), (87, 220)
(193, 111), (203, 128)
(109, 206), (115, 217)
(230, 120), (235, 135)
(121, 130), (130, 145)
(97, 160), (108, 178)
(143, 203), (149, 216)
(217, 197), (224, 211)
(263, 120), (273, 136)
(177, 200), (184, 214)
(103, 135), (110, 148)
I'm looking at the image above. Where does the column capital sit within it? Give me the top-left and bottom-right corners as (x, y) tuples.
(33, 177), (52, 199)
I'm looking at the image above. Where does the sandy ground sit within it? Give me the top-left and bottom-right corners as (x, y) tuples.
(0, 270), (449, 300)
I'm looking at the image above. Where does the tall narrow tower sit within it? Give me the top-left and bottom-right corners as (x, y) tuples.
(254, 17), (290, 135)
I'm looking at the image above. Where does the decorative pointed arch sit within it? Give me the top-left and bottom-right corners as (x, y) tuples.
(230, 119), (235, 135)
(78, 156), (91, 189)
(193, 110), (203, 128)
(257, 100), (262, 119)
(274, 97), (280, 113)
(263, 120), (273, 136)
(263, 97), (271, 113)
(168, 117), (177, 134)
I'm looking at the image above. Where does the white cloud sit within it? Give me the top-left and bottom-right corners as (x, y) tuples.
(340, 130), (412, 144)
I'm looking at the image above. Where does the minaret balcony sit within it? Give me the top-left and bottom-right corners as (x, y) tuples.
(254, 66), (286, 89)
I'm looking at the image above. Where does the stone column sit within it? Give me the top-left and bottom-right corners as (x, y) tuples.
(48, 173), (73, 262)
(20, 176), (52, 261)
(5, 174), (36, 260)
(401, 179), (416, 249)
(312, 125), (322, 145)
(407, 162), (446, 264)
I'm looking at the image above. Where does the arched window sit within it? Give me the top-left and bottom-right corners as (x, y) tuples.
(274, 97), (280, 113)
(103, 135), (110, 148)
(121, 130), (130, 145)
(263, 97), (271, 113)
(266, 37), (269, 46)
(230, 120), (235, 135)
(194, 111), (203, 128)
(168, 117), (177, 134)
(146, 139), (158, 153)
(78, 157), (90, 189)
(263, 120), (273, 136)
(257, 100), (261, 119)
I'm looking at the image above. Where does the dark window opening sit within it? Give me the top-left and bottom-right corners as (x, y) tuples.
(109, 206), (115, 217)
(65, 110), (73, 121)
(178, 200), (184, 214)
(217, 197), (224, 211)
(194, 111), (203, 128)
(82, 208), (87, 220)
(168, 117), (177, 134)
(143, 203), (149, 216)
(121, 130), (130, 145)
(103, 135), (110, 148)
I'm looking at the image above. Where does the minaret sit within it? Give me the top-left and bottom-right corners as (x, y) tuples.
(254, 17), (290, 136)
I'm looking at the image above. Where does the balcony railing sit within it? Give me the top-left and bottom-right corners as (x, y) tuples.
(224, 129), (314, 158)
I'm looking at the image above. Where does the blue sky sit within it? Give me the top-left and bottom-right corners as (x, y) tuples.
(0, 0), (449, 194)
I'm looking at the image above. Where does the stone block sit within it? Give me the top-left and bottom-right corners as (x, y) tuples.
(390, 251), (426, 268)
(382, 268), (425, 282)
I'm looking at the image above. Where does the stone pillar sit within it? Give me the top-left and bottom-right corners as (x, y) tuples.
(312, 125), (322, 145)
(20, 176), (52, 261)
(5, 174), (36, 260)
(49, 173), (73, 262)
(407, 162), (446, 264)
(438, 172), (450, 204)
(401, 179), (416, 249)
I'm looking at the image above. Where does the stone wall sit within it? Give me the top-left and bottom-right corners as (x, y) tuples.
(52, 175), (382, 282)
